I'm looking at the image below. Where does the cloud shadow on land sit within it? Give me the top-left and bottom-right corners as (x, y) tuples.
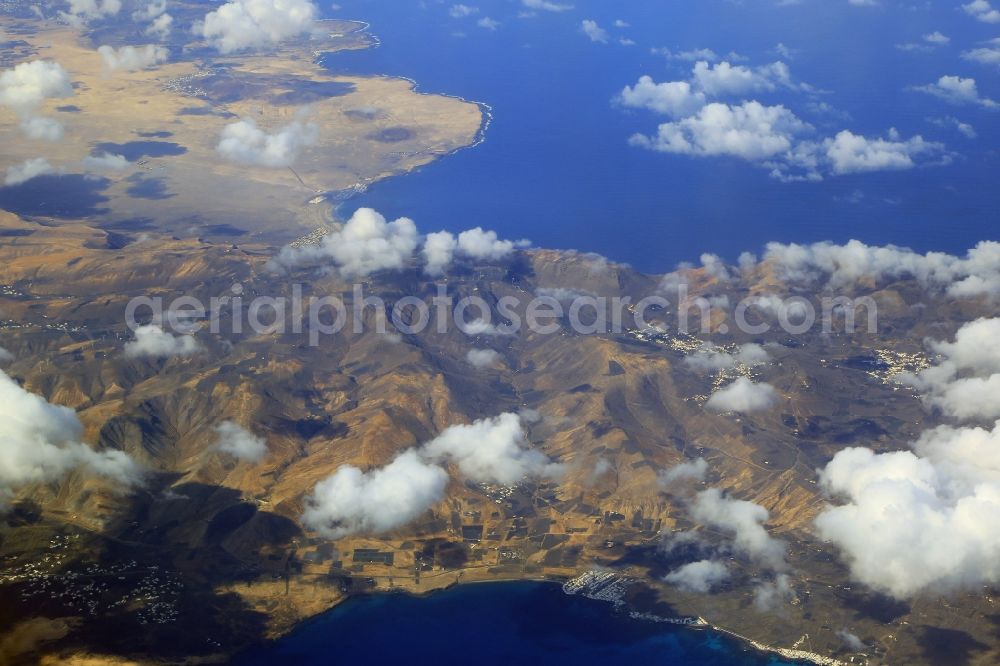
(0, 174), (111, 218)
(0, 479), (306, 662)
(93, 141), (188, 161)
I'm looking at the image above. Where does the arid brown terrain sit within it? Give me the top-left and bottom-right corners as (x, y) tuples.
(0, 204), (998, 665)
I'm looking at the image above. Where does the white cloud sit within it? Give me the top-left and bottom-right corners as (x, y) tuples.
(684, 343), (769, 373)
(630, 101), (810, 161)
(421, 227), (523, 276)
(145, 12), (173, 39)
(924, 31), (950, 45)
(458, 227), (519, 260)
(477, 17), (499, 30)
(898, 318), (1000, 421)
(59, 0), (121, 25)
(302, 412), (561, 537)
(466, 348), (501, 368)
(622, 62), (945, 180)
(217, 118), (318, 167)
(197, 0), (318, 54)
(664, 559), (729, 593)
(449, 4), (477, 18)
(762, 239), (1000, 297)
(652, 47), (720, 62)
(270, 207), (418, 277)
(213, 421), (268, 462)
(963, 0), (1000, 23)
(658, 458), (708, 490)
(423, 413), (563, 485)
(422, 230), (458, 276)
(82, 152), (129, 170)
(19, 116), (65, 141)
(963, 38), (1000, 66)
(521, 0), (573, 12)
(0, 348), (11, 363)
(132, 0), (166, 21)
(580, 19), (607, 43)
(5, 158), (53, 186)
(618, 76), (706, 118)
(0, 370), (141, 506)
(912, 75), (998, 109)
(124, 325), (200, 359)
(302, 450), (448, 538)
(816, 315), (1000, 598)
(823, 129), (945, 174)
(838, 630), (867, 652)
(705, 377), (778, 413)
(691, 60), (794, 96)
(928, 115), (977, 139)
(690, 488), (787, 569)
(816, 434), (1000, 598)
(97, 44), (169, 72)
(0, 60), (73, 142)
(753, 573), (795, 610)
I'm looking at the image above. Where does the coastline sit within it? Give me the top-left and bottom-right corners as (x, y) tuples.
(230, 570), (846, 666)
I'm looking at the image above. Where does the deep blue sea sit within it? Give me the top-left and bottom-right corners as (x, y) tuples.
(322, 0), (1000, 273)
(231, 582), (799, 665)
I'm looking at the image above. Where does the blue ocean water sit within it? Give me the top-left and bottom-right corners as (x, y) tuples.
(322, 0), (1000, 273)
(231, 582), (799, 665)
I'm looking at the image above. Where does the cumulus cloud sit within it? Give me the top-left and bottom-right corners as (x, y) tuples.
(629, 101), (810, 161)
(621, 62), (944, 180)
(421, 226), (521, 275)
(213, 421), (268, 462)
(302, 450), (448, 538)
(422, 413), (563, 485)
(685, 343), (769, 373)
(5, 158), (53, 186)
(97, 44), (169, 72)
(691, 60), (795, 96)
(580, 20), (608, 43)
(216, 118), (318, 167)
(705, 377), (778, 413)
(82, 152), (129, 170)
(0, 370), (141, 506)
(963, 0), (1000, 23)
(59, 0), (121, 25)
(124, 325), (200, 359)
(197, 0), (318, 53)
(134, 0), (173, 40)
(0, 60), (73, 141)
(302, 412), (560, 537)
(658, 458), (708, 490)
(898, 318), (1000, 421)
(618, 76), (706, 118)
(691, 488), (786, 569)
(816, 431), (1000, 598)
(449, 4), (477, 18)
(761, 239), (1000, 297)
(19, 116), (65, 141)
(270, 207), (418, 277)
(466, 348), (501, 368)
(146, 12), (174, 39)
(823, 129), (945, 174)
(963, 38), (1000, 66)
(664, 559), (729, 593)
(912, 75), (998, 109)
(521, 0), (573, 12)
